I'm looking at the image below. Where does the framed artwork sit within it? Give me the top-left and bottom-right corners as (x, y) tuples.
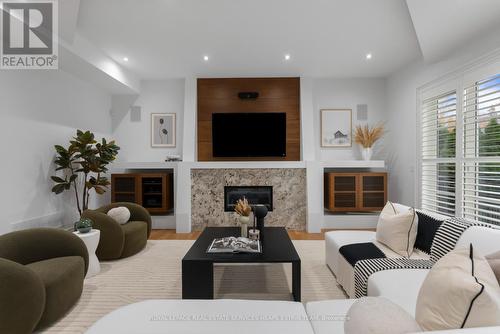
(320, 109), (352, 147)
(151, 113), (176, 147)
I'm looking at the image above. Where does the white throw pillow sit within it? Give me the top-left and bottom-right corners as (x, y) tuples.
(376, 201), (418, 257)
(107, 206), (131, 225)
(415, 245), (500, 331)
(345, 297), (421, 334)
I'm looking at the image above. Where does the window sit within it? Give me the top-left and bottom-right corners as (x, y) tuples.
(420, 72), (500, 225)
(463, 74), (500, 223)
(421, 91), (457, 216)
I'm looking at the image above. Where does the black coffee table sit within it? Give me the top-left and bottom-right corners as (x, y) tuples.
(182, 227), (301, 301)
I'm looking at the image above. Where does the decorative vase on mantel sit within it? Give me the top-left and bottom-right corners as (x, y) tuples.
(361, 146), (373, 161)
(239, 216), (250, 238)
(354, 124), (384, 162)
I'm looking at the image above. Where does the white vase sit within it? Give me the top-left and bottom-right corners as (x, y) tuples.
(239, 216), (250, 238)
(362, 147), (373, 161)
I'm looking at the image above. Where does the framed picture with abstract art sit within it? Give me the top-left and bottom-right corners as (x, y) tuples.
(151, 113), (176, 147)
(320, 109), (352, 147)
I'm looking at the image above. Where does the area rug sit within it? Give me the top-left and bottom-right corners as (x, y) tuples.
(42, 240), (346, 333)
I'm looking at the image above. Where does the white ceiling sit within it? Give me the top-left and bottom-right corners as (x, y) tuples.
(406, 0), (500, 63)
(75, 0), (500, 80)
(76, 0), (421, 79)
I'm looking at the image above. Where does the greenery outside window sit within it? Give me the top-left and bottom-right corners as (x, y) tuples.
(421, 91), (457, 216)
(420, 73), (500, 225)
(463, 74), (500, 224)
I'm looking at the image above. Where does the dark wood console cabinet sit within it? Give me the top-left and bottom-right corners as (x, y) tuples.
(111, 173), (173, 215)
(324, 172), (387, 212)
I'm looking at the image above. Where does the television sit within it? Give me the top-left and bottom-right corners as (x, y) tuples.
(212, 113), (286, 157)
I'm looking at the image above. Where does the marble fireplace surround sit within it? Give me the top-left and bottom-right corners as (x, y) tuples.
(191, 168), (307, 231)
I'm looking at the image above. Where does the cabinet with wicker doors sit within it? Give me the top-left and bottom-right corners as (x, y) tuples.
(324, 172), (387, 212)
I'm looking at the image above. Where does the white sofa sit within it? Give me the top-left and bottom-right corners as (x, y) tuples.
(86, 299), (316, 334)
(86, 298), (500, 334)
(306, 299), (500, 334)
(365, 225), (500, 316)
(325, 203), (443, 298)
(323, 203), (500, 332)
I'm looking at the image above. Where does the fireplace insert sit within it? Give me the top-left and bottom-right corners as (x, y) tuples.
(224, 186), (273, 212)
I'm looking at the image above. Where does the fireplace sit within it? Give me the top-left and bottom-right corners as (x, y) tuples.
(224, 186), (273, 212)
(191, 169), (306, 230)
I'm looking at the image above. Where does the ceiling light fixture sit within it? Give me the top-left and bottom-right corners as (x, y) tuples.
(203, 55), (209, 61)
(123, 57), (129, 62)
(284, 54), (291, 61)
(365, 53), (372, 60)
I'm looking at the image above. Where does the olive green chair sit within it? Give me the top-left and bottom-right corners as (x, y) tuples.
(81, 202), (152, 260)
(0, 228), (88, 334)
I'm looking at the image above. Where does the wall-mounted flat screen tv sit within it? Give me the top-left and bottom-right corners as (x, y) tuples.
(212, 112), (286, 157)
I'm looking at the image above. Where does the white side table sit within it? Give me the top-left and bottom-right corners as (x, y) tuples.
(74, 229), (101, 278)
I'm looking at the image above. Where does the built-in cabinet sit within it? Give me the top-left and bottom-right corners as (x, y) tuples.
(324, 172), (387, 212)
(111, 173), (174, 215)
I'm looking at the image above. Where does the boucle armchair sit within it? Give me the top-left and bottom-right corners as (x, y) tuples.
(0, 228), (88, 333)
(81, 202), (151, 260)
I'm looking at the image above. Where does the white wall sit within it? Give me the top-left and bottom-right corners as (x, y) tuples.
(113, 79), (185, 162)
(385, 26), (500, 207)
(294, 78), (388, 231)
(0, 70), (113, 235)
(312, 78), (388, 162)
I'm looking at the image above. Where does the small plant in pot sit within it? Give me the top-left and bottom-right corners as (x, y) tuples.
(75, 218), (93, 233)
(354, 124), (384, 161)
(51, 130), (120, 229)
(234, 197), (252, 238)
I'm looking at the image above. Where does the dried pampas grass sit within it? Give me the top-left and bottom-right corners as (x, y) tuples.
(354, 124), (384, 148)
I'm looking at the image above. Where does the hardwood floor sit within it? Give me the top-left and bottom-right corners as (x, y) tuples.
(149, 229), (373, 240)
(150, 229), (201, 240)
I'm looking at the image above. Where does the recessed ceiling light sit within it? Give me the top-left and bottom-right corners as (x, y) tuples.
(284, 54), (291, 61)
(203, 55), (209, 61)
(366, 53), (372, 60)
(123, 57), (129, 62)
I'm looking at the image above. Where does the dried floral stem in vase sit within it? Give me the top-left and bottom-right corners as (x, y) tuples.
(234, 197), (252, 217)
(354, 124), (384, 148)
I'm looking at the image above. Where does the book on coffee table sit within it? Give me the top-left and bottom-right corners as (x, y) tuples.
(207, 236), (261, 253)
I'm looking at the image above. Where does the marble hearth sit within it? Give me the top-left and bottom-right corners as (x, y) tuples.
(191, 168), (307, 231)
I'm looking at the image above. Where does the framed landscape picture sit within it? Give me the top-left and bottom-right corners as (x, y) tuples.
(151, 113), (176, 147)
(320, 109), (352, 147)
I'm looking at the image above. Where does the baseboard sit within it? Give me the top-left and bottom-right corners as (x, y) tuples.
(323, 212), (378, 229)
(10, 212), (177, 231)
(10, 211), (64, 231)
(152, 215), (176, 229)
(307, 212), (323, 233)
(175, 213), (191, 233)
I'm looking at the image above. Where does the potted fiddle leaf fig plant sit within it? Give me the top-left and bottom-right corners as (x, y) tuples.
(51, 130), (120, 216)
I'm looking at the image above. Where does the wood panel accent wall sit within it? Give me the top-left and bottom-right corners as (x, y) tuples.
(197, 77), (301, 161)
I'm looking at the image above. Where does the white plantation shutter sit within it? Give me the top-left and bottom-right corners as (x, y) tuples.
(419, 69), (500, 226)
(421, 91), (457, 216)
(462, 74), (500, 223)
